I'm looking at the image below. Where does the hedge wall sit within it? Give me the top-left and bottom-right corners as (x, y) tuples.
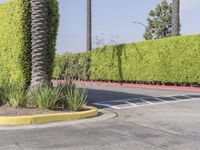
(54, 34), (200, 85)
(0, 0), (31, 88)
(91, 34), (200, 84)
(53, 53), (90, 80)
(0, 0), (59, 89)
(47, 0), (59, 80)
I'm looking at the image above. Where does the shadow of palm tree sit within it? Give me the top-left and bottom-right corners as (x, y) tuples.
(110, 43), (145, 83)
(111, 44), (125, 83)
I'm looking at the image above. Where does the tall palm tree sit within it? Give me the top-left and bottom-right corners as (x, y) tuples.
(30, 0), (49, 89)
(87, 0), (92, 51)
(171, 0), (180, 36)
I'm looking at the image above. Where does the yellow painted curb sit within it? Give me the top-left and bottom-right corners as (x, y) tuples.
(0, 107), (98, 125)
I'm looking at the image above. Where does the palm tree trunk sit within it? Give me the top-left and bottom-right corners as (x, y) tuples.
(172, 0), (180, 36)
(30, 0), (49, 89)
(87, 0), (92, 51)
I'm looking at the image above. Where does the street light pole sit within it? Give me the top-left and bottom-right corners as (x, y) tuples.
(132, 21), (147, 29)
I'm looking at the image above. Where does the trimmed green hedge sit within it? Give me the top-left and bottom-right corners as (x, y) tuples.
(0, 0), (31, 88)
(48, 0), (59, 80)
(0, 0), (59, 89)
(91, 34), (200, 84)
(53, 53), (90, 80)
(54, 34), (200, 85)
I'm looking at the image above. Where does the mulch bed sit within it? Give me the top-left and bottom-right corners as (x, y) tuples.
(0, 103), (69, 116)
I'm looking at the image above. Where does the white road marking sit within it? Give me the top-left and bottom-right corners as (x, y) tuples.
(92, 94), (200, 110)
(153, 97), (168, 102)
(93, 103), (121, 109)
(125, 101), (137, 106)
(140, 99), (154, 104)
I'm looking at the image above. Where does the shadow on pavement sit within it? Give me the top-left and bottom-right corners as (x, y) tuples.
(85, 88), (200, 109)
(86, 88), (149, 108)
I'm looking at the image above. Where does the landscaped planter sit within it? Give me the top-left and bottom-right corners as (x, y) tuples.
(0, 106), (98, 125)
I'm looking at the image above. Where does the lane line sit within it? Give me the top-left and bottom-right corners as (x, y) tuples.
(140, 99), (154, 104)
(93, 94), (200, 103)
(93, 103), (121, 110)
(92, 95), (200, 110)
(153, 97), (168, 102)
(125, 101), (137, 106)
(90, 93), (200, 104)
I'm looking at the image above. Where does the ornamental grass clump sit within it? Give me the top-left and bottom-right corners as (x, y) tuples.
(1, 79), (27, 107)
(34, 84), (62, 110)
(0, 78), (88, 112)
(9, 86), (27, 107)
(0, 77), (13, 102)
(0, 87), (3, 105)
(61, 83), (87, 111)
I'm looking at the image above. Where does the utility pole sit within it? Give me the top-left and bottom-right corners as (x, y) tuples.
(87, 0), (92, 51)
(172, 0), (180, 36)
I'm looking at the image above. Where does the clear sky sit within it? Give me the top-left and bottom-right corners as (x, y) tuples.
(0, 0), (200, 54)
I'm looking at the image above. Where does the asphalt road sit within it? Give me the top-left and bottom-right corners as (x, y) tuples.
(84, 84), (200, 109)
(0, 85), (200, 150)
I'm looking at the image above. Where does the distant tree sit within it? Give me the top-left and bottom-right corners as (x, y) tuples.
(171, 0), (180, 36)
(144, 0), (172, 40)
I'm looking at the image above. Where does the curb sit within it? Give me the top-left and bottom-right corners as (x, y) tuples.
(52, 80), (200, 91)
(0, 109), (116, 131)
(0, 107), (98, 125)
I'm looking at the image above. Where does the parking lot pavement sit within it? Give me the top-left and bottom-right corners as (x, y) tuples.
(82, 84), (200, 109)
(92, 94), (200, 109)
(0, 85), (200, 150)
(0, 97), (200, 150)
